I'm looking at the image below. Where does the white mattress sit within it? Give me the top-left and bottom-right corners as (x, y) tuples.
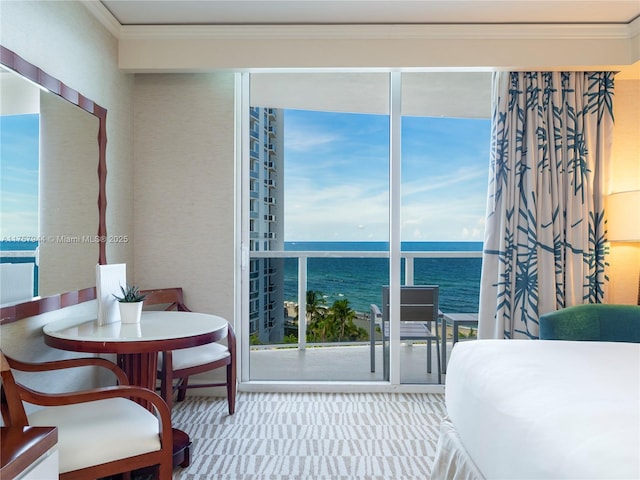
(445, 340), (640, 479)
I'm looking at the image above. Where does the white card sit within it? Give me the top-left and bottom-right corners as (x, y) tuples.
(96, 263), (126, 325)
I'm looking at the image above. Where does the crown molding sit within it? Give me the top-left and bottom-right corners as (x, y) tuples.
(117, 22), (636, 41)
(80, 1), (639, 44)
(630, 15), (640, 37)
(81, 0), (122, 38)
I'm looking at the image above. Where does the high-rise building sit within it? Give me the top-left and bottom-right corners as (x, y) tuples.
(248, 107), (285, 343)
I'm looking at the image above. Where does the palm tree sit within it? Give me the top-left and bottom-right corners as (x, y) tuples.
(329, 298), (357, 341)
(305, 290), (326, 324)
(305, 290), (329, 342)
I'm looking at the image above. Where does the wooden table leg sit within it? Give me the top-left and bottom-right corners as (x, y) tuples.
(132, 427), (191, 476)
(172, 428), (191, 468)
(117, 352), (157, 410)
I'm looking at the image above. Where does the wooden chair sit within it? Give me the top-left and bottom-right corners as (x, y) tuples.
(0, 351), (173, 479)
(142, 288), (237, 414)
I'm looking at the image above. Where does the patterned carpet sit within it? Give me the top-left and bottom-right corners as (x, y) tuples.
(170, 392), (446, 480)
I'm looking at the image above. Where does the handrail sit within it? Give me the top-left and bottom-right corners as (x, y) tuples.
(250, 249), (482, 350)
(250, 250), (481, 258)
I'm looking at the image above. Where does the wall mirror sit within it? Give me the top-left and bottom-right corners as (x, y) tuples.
(0, 45), (107, 320)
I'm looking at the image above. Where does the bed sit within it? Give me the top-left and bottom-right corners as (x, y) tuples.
(432, 339), (640, 480)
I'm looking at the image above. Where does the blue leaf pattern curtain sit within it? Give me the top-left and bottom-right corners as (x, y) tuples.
(478, 71), (615, 340)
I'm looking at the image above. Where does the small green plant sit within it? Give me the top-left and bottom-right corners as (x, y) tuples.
(113, 284), (146, 303)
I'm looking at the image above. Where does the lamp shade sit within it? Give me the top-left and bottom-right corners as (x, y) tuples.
(607, 190), (640, 242)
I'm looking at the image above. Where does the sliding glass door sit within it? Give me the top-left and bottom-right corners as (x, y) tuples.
(239, 71), (490, 386)
(243, 73), (391, 382)
(398, 73), (490, 383)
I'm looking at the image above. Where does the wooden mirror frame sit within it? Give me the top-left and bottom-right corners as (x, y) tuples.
(0, 45), (107, 323)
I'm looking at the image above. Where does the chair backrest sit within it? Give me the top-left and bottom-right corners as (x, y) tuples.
(141, 287), (191, 312)
(382, 285), (439, 323)
(0, 351), (30, 426)
(539, 304), (640, 342)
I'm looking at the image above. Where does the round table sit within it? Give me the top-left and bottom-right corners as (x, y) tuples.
(43, 310), (229, 468)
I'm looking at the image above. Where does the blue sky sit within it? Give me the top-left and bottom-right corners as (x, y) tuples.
(1, 109), (491, 243)
(0, 114), (39, 238)
(284, 109), (491, 242)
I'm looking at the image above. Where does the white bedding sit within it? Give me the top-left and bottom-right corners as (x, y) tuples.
(444, 340), (640, 479)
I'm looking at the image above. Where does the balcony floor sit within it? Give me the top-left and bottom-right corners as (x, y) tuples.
(248, 341), (459, 384)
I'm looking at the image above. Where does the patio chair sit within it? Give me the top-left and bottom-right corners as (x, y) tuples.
(370, 285), (441, 383)
(142, 288), (236, 414)
(0, 351), (173, 479)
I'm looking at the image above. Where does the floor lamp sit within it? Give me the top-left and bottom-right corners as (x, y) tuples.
(606, 190), (640, 305)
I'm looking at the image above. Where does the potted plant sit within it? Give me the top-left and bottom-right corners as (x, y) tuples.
(113, 284), (147, 324)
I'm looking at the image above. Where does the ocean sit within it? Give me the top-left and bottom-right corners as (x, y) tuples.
(0, 241), (39, 251)
(283, 241), (482, 314)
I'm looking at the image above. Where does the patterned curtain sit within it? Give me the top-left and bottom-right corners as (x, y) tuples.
(478, 71), (615, 340)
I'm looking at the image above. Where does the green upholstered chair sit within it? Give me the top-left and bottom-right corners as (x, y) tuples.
(539, 304), (640, 342)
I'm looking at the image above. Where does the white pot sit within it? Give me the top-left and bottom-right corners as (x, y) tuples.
(119, 301), (143, 324)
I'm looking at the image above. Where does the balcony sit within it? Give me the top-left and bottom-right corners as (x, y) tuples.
(249, 342), (461, 384)
(247, 249), (481, 384)
(0, 257), (37, 304)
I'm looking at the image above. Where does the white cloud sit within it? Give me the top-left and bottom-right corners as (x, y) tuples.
(284, 124), (342, 153)
(0, 210), (38, 237)
(282, 110), (489, 243)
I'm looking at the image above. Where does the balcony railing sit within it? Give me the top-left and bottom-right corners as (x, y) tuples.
(0, 250), (38, 303)
(250, 249), (482, 350)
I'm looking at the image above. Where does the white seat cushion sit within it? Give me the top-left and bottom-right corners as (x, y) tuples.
(28, 397), (161, 474)
(158, 342), (230, 371)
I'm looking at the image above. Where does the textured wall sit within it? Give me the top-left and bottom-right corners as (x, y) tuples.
(39, 93), (100, 295)
(133, 73), (236, 320)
